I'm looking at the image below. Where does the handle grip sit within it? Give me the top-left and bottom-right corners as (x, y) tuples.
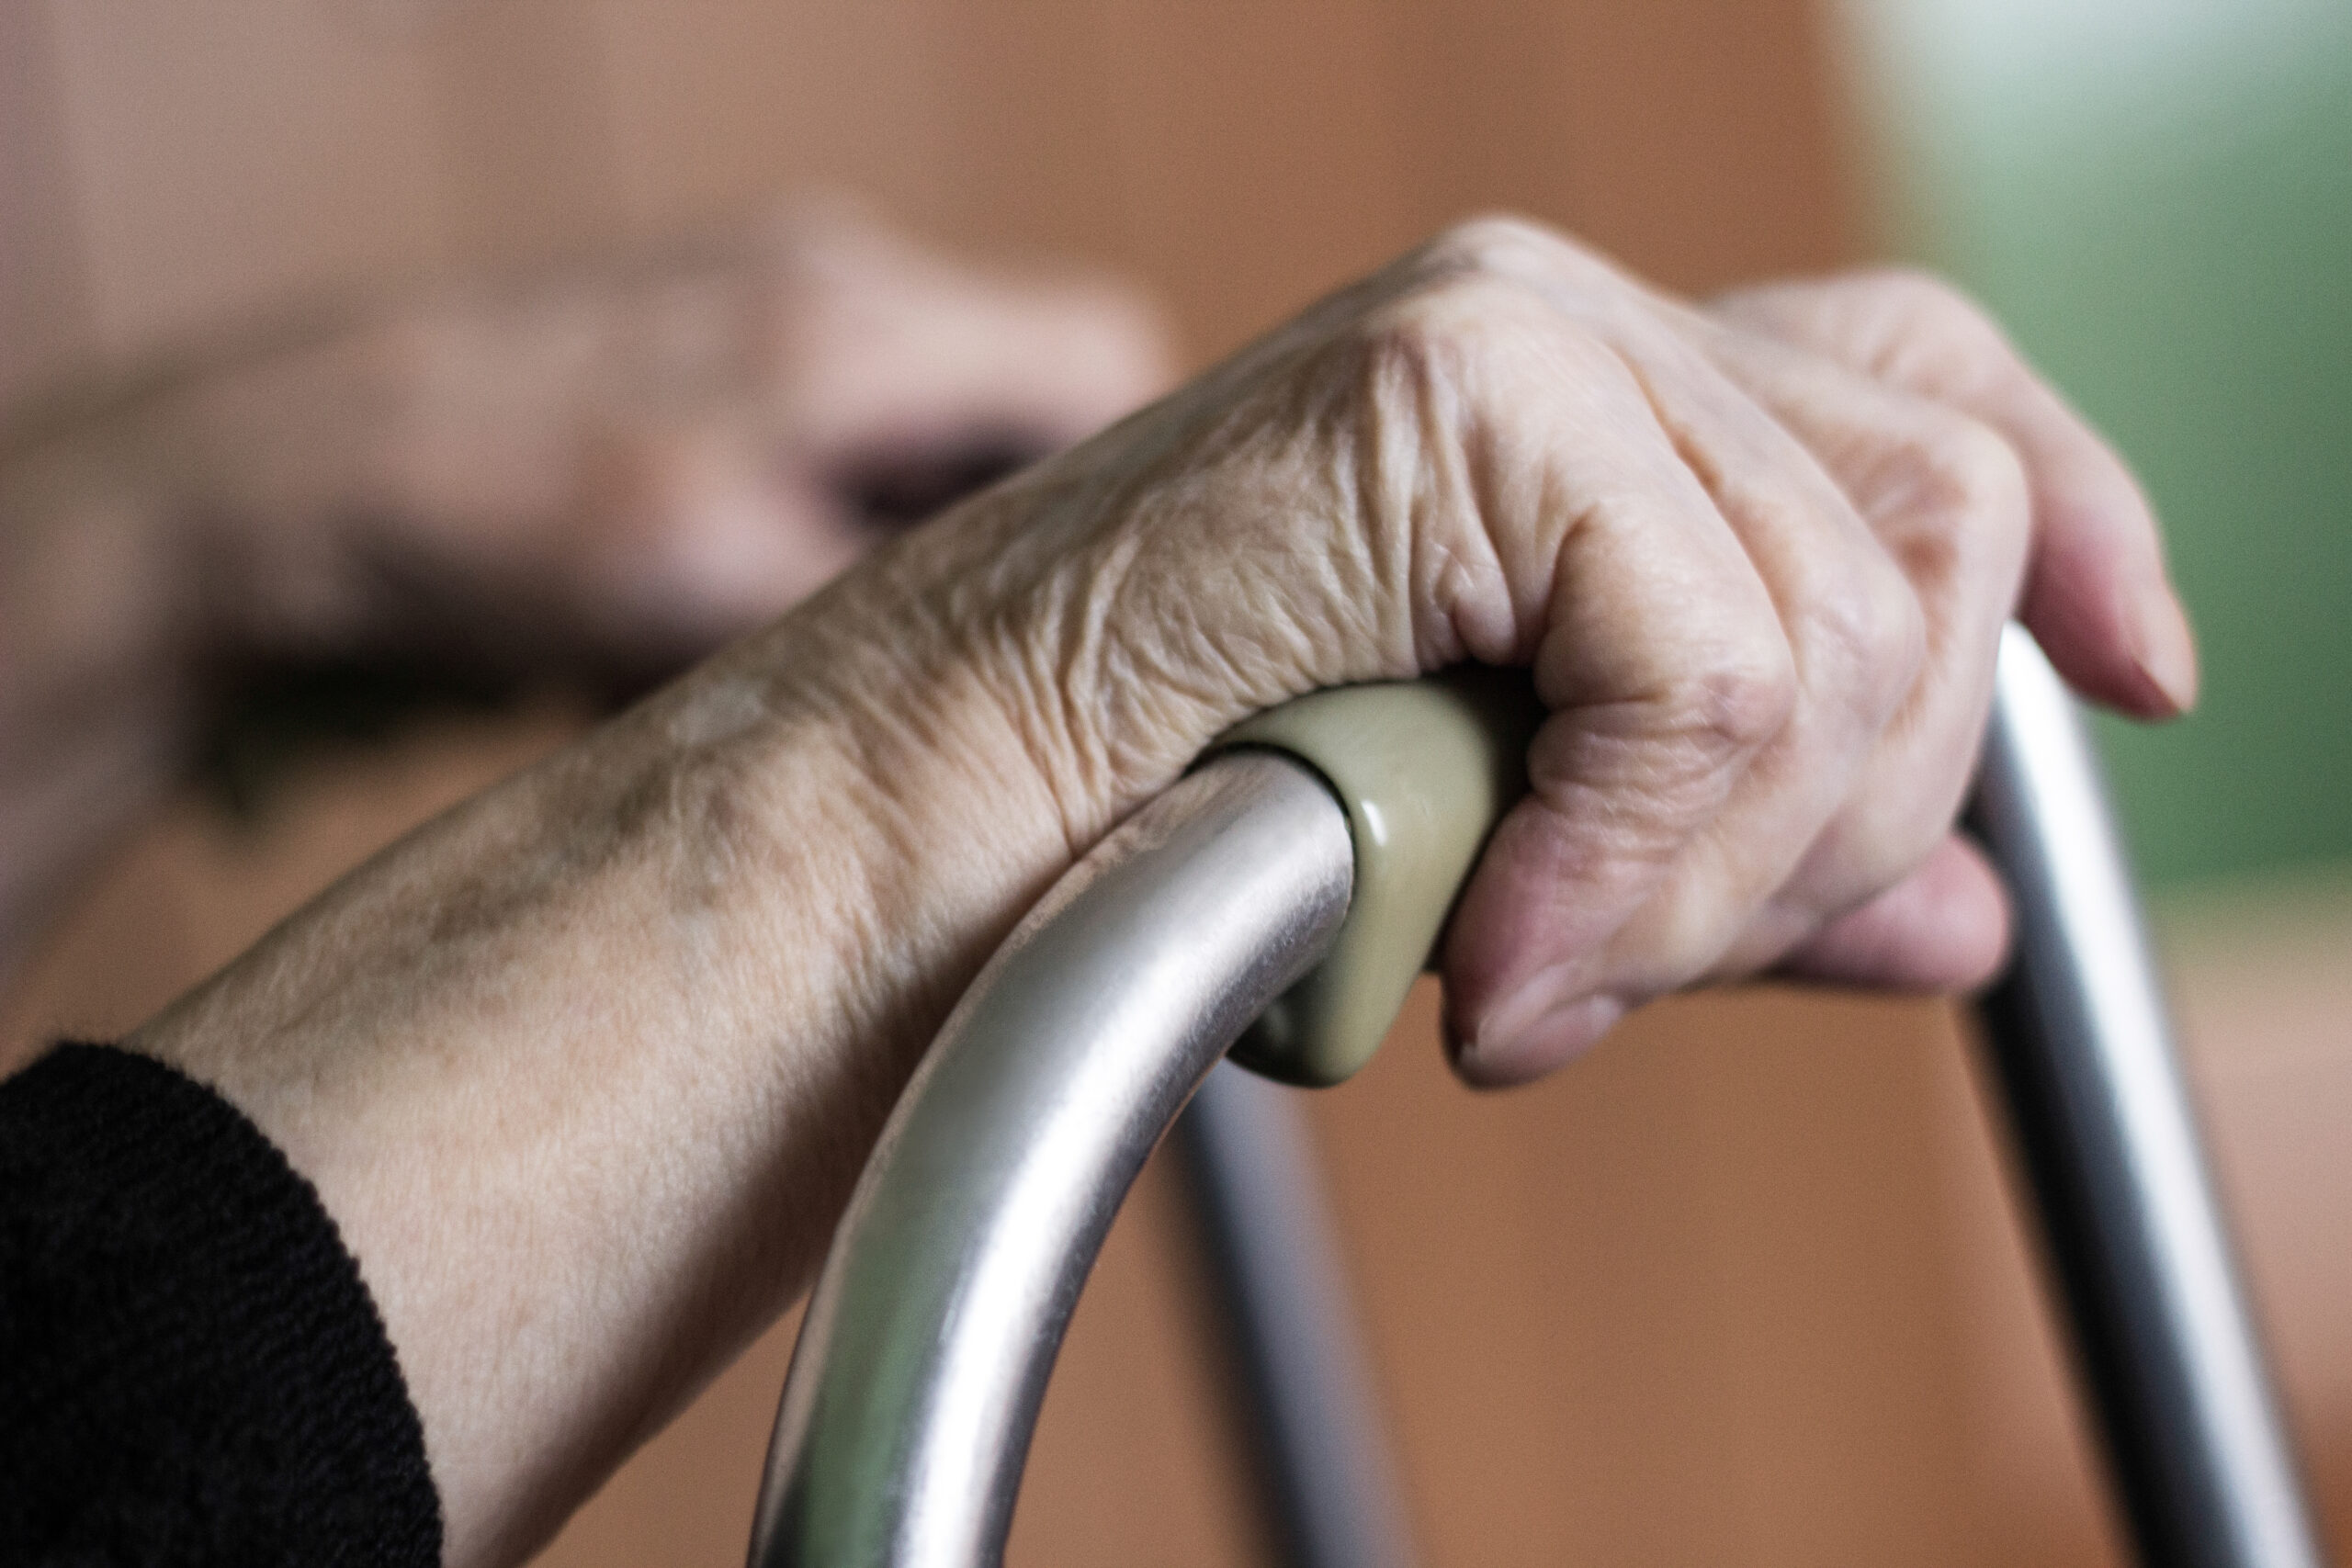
(1207, 668), (1542, 1085)
(1227, 640), (2323, 1567)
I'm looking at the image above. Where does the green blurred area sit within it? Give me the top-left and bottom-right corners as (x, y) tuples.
(1855, 2), (2352, 888)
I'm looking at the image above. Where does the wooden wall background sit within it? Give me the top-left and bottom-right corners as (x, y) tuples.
(4, 3), (2345, 1565)
(2, 0), (1859, 400)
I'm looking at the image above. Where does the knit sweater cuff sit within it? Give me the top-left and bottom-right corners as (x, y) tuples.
(0, 1043), (442, 1566)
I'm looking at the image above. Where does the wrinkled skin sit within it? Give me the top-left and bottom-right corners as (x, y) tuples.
(112, 217), (2192, 1566)
(903, 219), (2191, 1079)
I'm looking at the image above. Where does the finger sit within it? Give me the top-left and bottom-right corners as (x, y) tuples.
(1713, 272), (2197, 718)
(1424, 295), (1802, 1087)
(1519, 310), (1928, 1010)
(1772, 832), (2010, 990)
(1688, 321), (2030, 977)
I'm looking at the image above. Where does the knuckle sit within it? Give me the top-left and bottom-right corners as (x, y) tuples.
(1345, 297), (1468, 415)
(1658, 630), (1800, 759)
(1417, 213), (1573, 284)
(1900, 412), (2032, 589)
(1354, 285), (1466, 365)
(1863, 266), (1994, 339)
(1350, 270), (1547, 388)
(1854, 266), (2018, 385)
(1352, 217), (1621, 404)
(1808, 555), (1928, 716)
(1735, 479), (1927, 720)
(1926, 412), (2030, 525)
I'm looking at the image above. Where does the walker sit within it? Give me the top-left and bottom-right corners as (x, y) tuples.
(744, 626), (2323, 1568)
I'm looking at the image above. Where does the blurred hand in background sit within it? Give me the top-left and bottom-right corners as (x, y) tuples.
(0, 199), (1176, 984)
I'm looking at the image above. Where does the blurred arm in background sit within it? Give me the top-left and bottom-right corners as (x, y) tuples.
(0, 199), (1175, 989)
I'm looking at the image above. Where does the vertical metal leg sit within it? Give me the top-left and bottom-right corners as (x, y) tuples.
(1970, 626), (2324, 1568)
(1174, 1062), (1419, 1568)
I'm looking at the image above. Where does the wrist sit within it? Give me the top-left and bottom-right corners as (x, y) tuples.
(118, 580), (1089, 1562)
(705, 558), (1085, 1066)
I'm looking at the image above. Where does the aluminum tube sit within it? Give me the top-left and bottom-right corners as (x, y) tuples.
(748, 751), (1355, 1568)
(1176, 1062), (1420, 1568)
(1971, 625), (2322, 1568)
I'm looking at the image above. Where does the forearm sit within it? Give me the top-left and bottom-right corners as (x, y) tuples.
(125, 547), (1074, 1568)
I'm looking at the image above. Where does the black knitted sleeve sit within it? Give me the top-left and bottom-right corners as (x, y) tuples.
(0, 1043), (442, 1568)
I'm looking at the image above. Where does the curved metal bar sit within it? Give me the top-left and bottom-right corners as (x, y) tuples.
(1971, 626), (2322, 1568)
(748, 751), (1355, 1568)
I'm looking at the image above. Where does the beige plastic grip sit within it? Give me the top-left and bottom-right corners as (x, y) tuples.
(1204, 669), (1543, 1087)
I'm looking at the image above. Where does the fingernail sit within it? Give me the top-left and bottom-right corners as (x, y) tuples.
(1458, 968), (1565, 1066)
(1458, 989), (1625, 1086)
(2131, 580), (2199, 715)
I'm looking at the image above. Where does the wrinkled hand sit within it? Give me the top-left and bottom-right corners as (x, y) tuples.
(885, 217), (2191, 1084)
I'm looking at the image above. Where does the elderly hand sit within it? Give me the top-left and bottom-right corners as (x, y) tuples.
(123, 216), (2191, 1565)
(870, 216), (2191, 1084)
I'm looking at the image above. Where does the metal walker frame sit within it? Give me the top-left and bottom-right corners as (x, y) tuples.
(747, 628), (2324, 1568)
